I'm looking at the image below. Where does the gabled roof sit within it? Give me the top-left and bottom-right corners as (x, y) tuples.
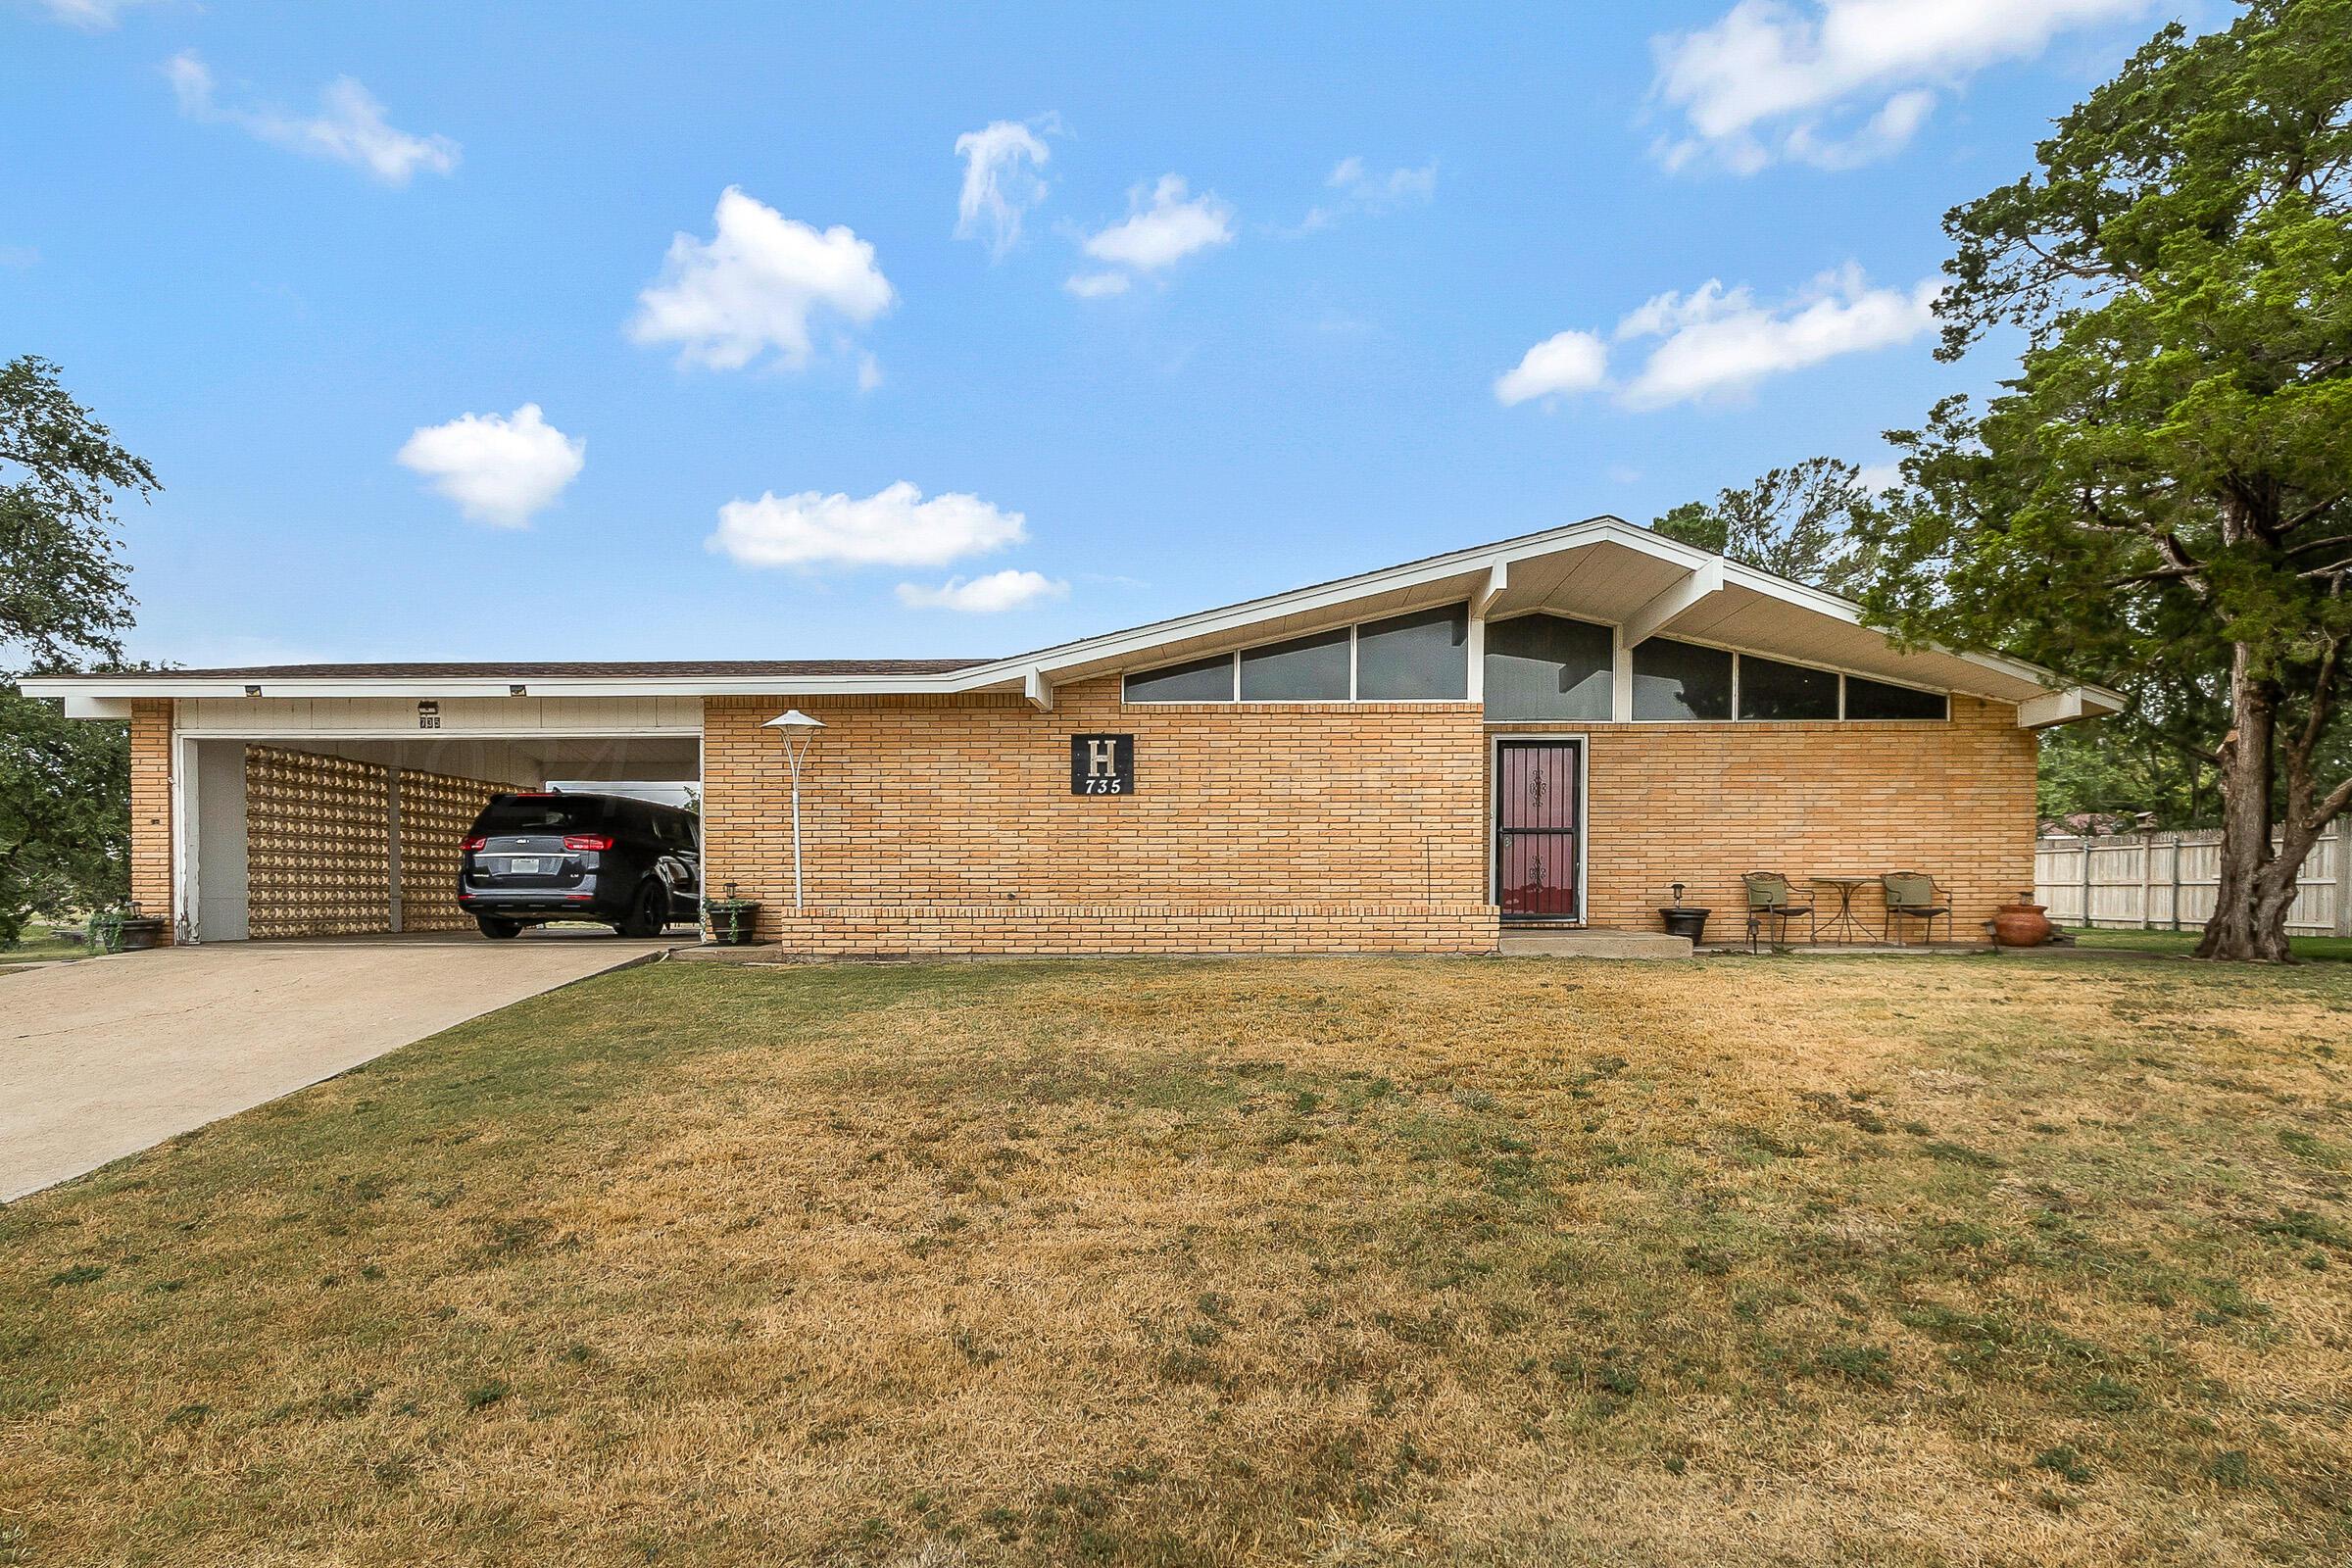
(116, 659), (985, 681)
(22, 516), (2121, 723)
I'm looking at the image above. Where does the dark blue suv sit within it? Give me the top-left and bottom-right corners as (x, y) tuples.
(456, 792), (700, 939)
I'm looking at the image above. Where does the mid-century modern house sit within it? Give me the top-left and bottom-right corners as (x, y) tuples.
(27, 517), (2120, 955)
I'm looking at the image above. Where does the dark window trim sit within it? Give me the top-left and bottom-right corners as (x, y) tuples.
(1121, 605), (1951, 719)
(1122, 605), (1474, 707)
(1622, 635), (1950, 724)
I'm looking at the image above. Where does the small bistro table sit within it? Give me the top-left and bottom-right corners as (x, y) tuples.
(1810, 875), (1876, 945)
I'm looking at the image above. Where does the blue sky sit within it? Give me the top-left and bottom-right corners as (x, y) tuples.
(3, 0), (2206, 667)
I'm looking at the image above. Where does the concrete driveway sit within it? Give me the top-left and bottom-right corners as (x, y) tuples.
(0, 931), (679, 1200)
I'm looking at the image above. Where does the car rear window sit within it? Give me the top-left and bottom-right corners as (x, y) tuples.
(469, 796), (614, 835)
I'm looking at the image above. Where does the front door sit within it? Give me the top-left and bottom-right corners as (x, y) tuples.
(1494, 739), (1582, 922)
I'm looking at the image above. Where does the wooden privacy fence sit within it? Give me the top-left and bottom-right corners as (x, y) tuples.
(2035, 827), (2349, 936)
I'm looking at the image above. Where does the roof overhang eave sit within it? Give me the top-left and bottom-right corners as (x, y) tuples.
(18, 517), (2124, 720)
(15, 671), (1020, 702)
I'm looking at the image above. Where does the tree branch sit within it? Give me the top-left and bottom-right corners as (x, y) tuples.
(2279, 495), (2344, 535)
(2283, 531), (2352, 558)
(2106, 565), (2204, 588)
(2311, 772), (2352, 835)
(2020, 232), (2127, 285)
(2288, 630), (2343, 775)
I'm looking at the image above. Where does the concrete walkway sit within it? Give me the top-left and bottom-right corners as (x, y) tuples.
(0, 931), (678, 1201)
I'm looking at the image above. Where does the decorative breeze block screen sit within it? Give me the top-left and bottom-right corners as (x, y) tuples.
(396, 766), (515, 932)
(245, 745), (394, 938)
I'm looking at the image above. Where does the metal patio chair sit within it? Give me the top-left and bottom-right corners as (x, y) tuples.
(1741, 871), (1817, 947)
(1881, 871), (1951, 946)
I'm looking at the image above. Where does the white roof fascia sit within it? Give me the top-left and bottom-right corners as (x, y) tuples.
(16, 671), (1000, 702)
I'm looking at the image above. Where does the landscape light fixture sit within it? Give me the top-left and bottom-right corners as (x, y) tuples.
(761, 710), (826, 910)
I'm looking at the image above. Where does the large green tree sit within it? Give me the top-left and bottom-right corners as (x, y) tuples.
(1650, 457), (1877, 594)
(0, 355), (156, 947)
(1858, 0), (2352, 960)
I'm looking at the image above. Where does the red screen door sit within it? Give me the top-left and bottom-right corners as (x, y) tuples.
(1495, 740), (1582, 920)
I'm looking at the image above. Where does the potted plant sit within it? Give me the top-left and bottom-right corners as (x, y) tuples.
(1657, 881), (1710, 943)
(702, 883), (760, 947)
(90, 903), (168, 953)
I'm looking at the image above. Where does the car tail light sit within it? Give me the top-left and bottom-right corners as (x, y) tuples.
(462, 836), (487, 853)
(563, 834), (613, 852)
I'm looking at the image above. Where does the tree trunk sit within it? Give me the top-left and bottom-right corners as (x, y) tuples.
(2196, 650), (2293, 961)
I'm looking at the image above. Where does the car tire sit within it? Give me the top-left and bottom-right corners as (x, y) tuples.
(618, 881), (666, 939)
(476, 915), (525, 940)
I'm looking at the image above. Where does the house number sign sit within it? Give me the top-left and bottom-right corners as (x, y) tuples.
(1070, 734), (1135, 795)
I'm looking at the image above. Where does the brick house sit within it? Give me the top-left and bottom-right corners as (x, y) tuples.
(27, 519), (2117, 954)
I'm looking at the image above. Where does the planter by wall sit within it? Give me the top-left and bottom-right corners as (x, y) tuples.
(1658, 906), (1710, 942)
(703, 900), (760, 947)
(114, 917), (168, 952)
(1993, 901), (2054, 948)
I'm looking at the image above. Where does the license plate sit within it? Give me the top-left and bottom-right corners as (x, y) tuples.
(505, 857), (543, 874)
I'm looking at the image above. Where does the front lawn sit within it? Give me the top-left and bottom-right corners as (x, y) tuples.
(0, 921), (84, 966)
(2071, 928), (2352, 963)
(4, 955), (2348, 1566)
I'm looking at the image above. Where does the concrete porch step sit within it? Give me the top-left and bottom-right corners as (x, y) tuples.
(1497, 928), (1693, 959)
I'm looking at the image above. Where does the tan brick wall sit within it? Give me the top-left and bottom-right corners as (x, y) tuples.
(703, 678), (1494, 951)
(124, 681), (2039, 954)
(753, 903), (1499, 957)
(127, 700), (173, 938)
(1491, 695), (2037, 936)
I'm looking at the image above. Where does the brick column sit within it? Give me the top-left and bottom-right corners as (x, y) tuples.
(127, 699), (175, 941)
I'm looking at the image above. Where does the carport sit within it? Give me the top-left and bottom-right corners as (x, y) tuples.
(154, 682), (705, 943)
(187, 732), (701, 940)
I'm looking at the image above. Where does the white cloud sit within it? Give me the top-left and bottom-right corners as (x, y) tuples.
(1615, 264), (1940, 409)
(628, 187), (894, 372)
(1062, 270), (1131, 299)
(1493, 329), (1609, 406)
(36, 0), (160, 28)
(708, 481), (1025, 569)
(896, 569), (1069, 612)
(166, 51), (460, 186)
(396, 405), (585, 529)
(1067, 174), (1233, 295)
(1651, 0), (2148, 172)
(1855, 460), (1903, 492)
(857, 353), (884, 392)
(1495, 264), (1940, 413)
(955, 118), (1054, 258)
(1782, 88), (1936, 170)
(1298, 155), (1439, 231)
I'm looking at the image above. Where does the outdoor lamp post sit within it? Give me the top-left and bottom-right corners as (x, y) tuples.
(761, 710), (826, 910)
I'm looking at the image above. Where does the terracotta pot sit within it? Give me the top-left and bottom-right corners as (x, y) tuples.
(1992, 901), (2053, 948)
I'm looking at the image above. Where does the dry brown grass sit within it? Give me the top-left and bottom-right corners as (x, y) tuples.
(3, 953), (2349, 1566)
